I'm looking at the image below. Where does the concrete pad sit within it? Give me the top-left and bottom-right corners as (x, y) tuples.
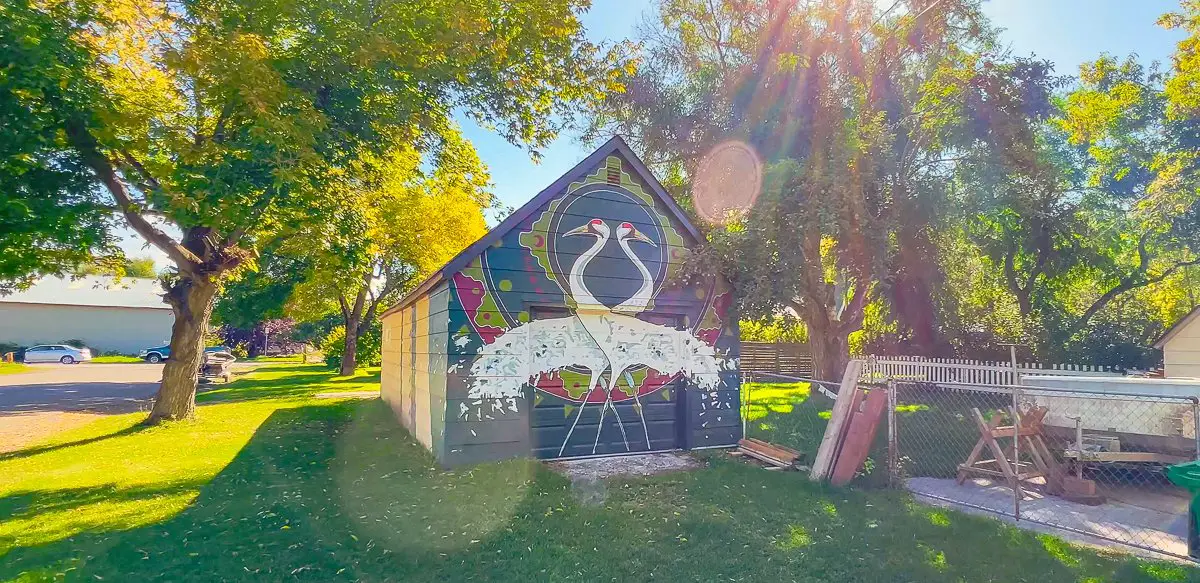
(907, 476), (1191, 560)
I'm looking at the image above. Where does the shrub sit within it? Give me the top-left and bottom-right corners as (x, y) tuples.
(0, 342), (24, 361)
(321, 321), (382, 370)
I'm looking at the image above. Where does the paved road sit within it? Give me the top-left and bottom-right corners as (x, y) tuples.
(0, 363), (164, 413)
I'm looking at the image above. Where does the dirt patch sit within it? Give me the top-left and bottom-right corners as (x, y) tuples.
(548, 452), (703, 506)
(549, 452), (703, 481)
(0, 411), (107, 454)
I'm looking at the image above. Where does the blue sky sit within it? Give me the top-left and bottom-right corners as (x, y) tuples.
(120, 0), (1187, 266)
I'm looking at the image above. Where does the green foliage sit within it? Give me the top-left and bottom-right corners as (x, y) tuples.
(213, 246), (310, 330)
(601, 0), (998, 377)
(739, 314), (808, 343)
(2, 0), (633, 416)
(320, 323), (381, 370)
(0, 0), (120, 292)
(75, 256), (157, 279)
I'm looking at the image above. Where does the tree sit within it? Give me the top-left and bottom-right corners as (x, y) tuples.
(75, 255), (158, 278)
(4, 0), (630, 421)
(290, 126), (491, 374)
(593, 0), (998, 379)
(0, 1), (120, 293)
(957, 53), (1200, 363)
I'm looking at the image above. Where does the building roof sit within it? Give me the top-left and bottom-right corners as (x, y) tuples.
(0, 276), (170, 310)
(1152, 307), (1200, 347)
(1154, 305), (1200, 349)
(381, 135), (704, 318)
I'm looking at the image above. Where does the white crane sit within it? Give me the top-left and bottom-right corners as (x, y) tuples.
(568, 221), (728, 453)
(466, 219), (611, 413)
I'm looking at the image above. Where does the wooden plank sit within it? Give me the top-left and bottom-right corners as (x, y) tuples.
(810, 360), (865, 482)
(1062, 451), (1191, 464)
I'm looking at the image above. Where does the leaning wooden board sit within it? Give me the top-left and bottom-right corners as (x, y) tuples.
(810, 360), (865, 481)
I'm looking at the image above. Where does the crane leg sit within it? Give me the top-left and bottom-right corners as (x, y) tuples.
(592, 389), (609, 455)
(606, 377), (630, 452)
(625, 370), (651, 450)
(560, 368), (601, 458)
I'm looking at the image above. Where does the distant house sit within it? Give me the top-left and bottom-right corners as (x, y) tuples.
(0, 276), (172, 355)
(1154, 306), (1200, 378)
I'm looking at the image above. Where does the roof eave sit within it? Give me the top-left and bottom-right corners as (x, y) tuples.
(1153, 305), (1200, 349)
(377, 135), (706, 317)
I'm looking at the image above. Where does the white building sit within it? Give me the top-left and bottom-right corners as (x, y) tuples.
(1154, 306), (1200, 379)
(0, 276), (173, 355)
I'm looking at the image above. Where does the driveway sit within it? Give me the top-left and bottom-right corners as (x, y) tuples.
(0, 363), (163, 454)
(0, 363), (164, 414)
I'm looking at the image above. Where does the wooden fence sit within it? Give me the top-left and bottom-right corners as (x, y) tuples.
(740, 342), (814, 378)
(739, 345), (1119, 386)
(860, 355), (1119, 385)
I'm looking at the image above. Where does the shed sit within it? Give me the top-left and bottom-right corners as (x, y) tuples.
(1154, 306), (1200, 378)
(380, 137), (741, 465)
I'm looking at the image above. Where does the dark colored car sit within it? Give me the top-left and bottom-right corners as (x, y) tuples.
(139, 345), (231, 363)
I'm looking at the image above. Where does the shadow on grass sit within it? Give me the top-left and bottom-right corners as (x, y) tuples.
(2, 398), (1191, 581)
(196, 366), (380, 405)
(0, 423), (151, 462)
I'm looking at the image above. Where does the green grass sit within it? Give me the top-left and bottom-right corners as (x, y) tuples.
(89, 355), (144, 364)
(0, 363), (31, 375)
(0, 368), (1194, 581)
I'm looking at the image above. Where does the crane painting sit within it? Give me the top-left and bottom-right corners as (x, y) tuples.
(449, 154), (738, 458)
(382, 139), (740, 466)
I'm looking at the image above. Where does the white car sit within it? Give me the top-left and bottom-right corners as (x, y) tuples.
(23, 344), (93, 364)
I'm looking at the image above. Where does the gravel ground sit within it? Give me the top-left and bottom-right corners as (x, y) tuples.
(550, 451), (703, 481)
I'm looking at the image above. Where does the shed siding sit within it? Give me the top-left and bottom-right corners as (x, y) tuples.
(1164, 317), (1200, 378)
(440, 154), (740, 465)
(381, 281), (450, 453)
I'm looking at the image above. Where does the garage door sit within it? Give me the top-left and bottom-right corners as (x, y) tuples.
(528, 307), (685, 459)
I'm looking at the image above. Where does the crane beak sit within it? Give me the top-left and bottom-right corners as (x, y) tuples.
(563, 224), (592, 237)
(629, 228), (657, 247)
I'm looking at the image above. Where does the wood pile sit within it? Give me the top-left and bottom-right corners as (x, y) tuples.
(732, 437), (804, 470)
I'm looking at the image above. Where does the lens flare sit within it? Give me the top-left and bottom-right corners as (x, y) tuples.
(691, 140), (762, 225)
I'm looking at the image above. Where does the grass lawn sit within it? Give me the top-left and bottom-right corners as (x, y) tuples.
(0, 363), (31, 375)
(0, 368), (1194, 582)
(243, 354), (317, 363)
(89, 355), (144, 364)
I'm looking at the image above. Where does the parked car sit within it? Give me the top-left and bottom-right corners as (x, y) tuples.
(23, 344), (92, 364)
(139, 345), (231, 363)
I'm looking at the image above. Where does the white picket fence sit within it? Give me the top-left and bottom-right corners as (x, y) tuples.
(860, 355), (1119, 386)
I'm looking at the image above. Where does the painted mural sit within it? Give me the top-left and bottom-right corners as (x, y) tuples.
(449, 156), (738, 457)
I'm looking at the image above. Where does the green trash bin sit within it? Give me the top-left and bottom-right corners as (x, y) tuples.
(1166, 460), (1200, 559)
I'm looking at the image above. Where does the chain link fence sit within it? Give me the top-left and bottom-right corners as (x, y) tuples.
(740, 371), (892, 485)
(890, 379), (1199, 561)
(743, 366), (1199, 560)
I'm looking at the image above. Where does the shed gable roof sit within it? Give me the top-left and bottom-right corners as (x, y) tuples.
(1154, 306), (1200, 349)
(383, 136), (703, 317)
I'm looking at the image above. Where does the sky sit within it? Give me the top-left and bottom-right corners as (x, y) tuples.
(119, 0), (1188, 268)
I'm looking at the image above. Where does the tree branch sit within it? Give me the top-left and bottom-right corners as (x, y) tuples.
(64, 120), (202, 270)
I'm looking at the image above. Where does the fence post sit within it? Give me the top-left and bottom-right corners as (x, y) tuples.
(887, 377), (898, 488)
(1193, 398), (1199, 462)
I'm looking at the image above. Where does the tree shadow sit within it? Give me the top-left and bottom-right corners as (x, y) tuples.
(195, 366), (379, 405)
(0, 423), (150, 462)
(1, 400), (1190, 582)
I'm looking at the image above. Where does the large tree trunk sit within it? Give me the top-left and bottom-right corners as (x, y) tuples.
(808, 320), (851, 382)
(148, 275), (218, 423)
(340, 321), (359, 376)
(338, 281), (369, 376)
